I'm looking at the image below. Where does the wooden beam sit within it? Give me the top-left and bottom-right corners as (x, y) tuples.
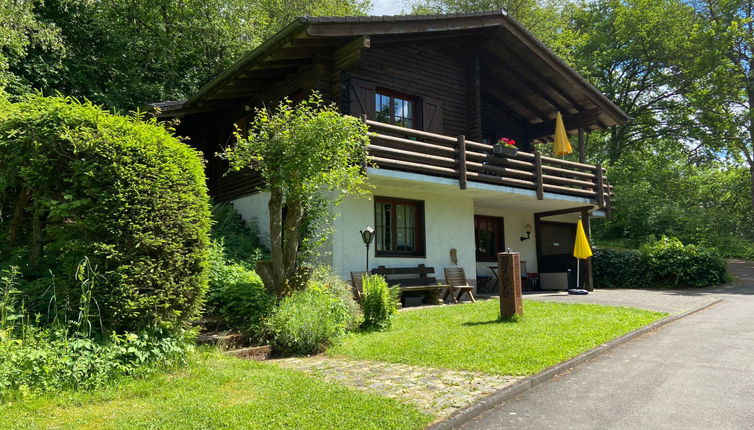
(457, 135), (467, 190)
(305, 15), (504, 37)
(480, 70), (550, 122)
(526, 109), (601, 139)
(534, 205), (595, 220)
(581, 209), (594, 291)
(534, 151), (544, 200)
(484, 47), (577, 116)
(578, 128), (586, 164)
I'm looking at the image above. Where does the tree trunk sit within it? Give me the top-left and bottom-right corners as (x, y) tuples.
(266, 187), (287, 296)
(6, 188), (31, 246)
(282, 198), (306, 293)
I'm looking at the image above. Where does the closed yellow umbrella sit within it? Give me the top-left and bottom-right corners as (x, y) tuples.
(573, 218), (592, 290)
(573, 218), (593, 260)
(553, 111), (572, 157)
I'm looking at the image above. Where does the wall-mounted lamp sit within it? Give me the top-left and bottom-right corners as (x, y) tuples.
(360, 226), (375, 272)
(520, 224), (532, 241)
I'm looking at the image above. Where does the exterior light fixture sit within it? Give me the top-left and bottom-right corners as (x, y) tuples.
(520, 224), (532, 241)
(360, 226), (375, 272)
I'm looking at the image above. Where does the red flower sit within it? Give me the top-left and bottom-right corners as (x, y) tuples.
(498, 137), (516, 147)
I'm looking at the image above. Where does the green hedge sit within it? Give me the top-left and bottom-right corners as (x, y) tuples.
(594, 237), (728, 288)
(0, 95), (211, 332)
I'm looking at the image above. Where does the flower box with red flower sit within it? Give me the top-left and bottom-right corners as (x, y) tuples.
(493, 137), (518, 157)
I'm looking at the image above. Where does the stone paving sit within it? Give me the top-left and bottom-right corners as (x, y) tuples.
(521, 288), (720, 314)
(273, 356), (520, 419)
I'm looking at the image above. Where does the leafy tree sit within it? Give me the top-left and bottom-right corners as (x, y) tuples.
(406, 0), (574, 48)
(224, 93), (371, 297)
(0, 0), (63, 91)
(688, 0), (754, 221)
(564, 0), (705, 163)
(7, 0), (370, 111)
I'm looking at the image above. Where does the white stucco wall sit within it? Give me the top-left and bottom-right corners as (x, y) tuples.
(473, 207), (538, 278)
(332, 185), (477, 282)
(232, 192), (271, 249)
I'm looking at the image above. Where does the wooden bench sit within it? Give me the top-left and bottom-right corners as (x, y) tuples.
(371, 264), (446, 306)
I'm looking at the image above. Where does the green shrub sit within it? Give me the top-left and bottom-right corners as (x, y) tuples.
(640, 236), (728, 287)
(0, 95), (211, 332)
(360, 275), (398, 330)
(0, 326), (193, 400)
(594, 237), (728, 289)
(308, 266), (363, 330)
(593, 247), (646, 289)
(266, 284), (350, 355)
(211, 203), (266, 267)
(205, 242), (276, 341)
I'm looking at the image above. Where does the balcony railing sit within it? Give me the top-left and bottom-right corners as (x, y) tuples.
(365, 119), (614, 210)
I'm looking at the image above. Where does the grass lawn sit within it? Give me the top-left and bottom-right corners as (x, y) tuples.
(0, 351), (432, 430)
(330, 299), (665, 375)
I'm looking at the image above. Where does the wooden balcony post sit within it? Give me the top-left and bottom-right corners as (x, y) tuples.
(361, 114), (369, 174)
(534, 150), (544, 200)
(578, 127), (586, 164)
(595, 163), (605, 208)
(457, 135), (467, 190)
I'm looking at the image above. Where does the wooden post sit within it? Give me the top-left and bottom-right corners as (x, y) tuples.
(534, 150), (544, 200)
(595, 163), (605, 208)
(578, 127), (586, 164)
(361, 114), (369, 174)
(498, 252), (523, 317)
(457, 135), (467, 190)
(581, 209), (594, 292)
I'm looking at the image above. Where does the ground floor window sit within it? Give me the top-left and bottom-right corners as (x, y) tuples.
(374, 197), (425, 257)
(475, 215), (505, 262)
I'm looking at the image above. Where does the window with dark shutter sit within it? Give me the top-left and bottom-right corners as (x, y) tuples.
(374, 88), (416, 129)
(347, 77), (376, 118)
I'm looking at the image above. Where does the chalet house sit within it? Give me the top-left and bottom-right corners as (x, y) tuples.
(152, 11), (629, 291)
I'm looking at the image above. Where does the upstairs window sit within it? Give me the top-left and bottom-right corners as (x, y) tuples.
(375, 89), (415, 128)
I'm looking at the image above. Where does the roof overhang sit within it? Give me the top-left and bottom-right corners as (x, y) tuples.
(149, 11), (630, 133)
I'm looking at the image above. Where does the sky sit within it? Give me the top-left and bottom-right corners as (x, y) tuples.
(371, 0), (406, 15)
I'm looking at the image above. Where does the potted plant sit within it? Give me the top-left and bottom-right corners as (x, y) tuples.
(493, 137), (518, 157)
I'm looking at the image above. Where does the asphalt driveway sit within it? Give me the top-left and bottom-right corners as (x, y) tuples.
(460, 260), (754, 429)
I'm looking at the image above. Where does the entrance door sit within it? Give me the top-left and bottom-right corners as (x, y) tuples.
(538, 222), (577, 289)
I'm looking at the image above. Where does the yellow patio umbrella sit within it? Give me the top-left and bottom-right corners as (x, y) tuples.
(573, 218), (593, 290)
(553, 111), (573, 157)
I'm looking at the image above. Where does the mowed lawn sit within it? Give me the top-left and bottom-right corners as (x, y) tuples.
(0, 351), (431, 430)
(330, 299), (665, 375)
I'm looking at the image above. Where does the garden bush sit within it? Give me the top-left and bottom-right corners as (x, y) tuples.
(0, 95), (211, 332)
(308, 265), (363, 330)
(592, 247), (646, 289)
(205, 242), (275, 342)
(266, 284), (350, 355)
(210, 203), (266, 267)
(360, 275), (398, 330)
(640, 236), (728, 287)
(593, 236), (728, 288)
(0, 326), (194, 400)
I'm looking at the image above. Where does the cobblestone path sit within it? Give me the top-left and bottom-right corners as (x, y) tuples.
(274, 356), (520, 419)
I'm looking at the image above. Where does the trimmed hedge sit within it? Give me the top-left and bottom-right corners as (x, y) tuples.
(594, 237), (728, 289)
(0, 95), (211, 332)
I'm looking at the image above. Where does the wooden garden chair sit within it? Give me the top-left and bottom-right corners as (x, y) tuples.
(443, 267), (476, 303)
(350, 271), (366, 303)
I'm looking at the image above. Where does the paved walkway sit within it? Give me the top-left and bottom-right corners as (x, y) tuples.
(274, 356), (520, 419)
(524, 287), (720, 314)
(461, 260), (754, 429)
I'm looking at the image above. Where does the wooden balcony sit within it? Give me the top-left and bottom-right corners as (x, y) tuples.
(365, 119), (614, 211)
